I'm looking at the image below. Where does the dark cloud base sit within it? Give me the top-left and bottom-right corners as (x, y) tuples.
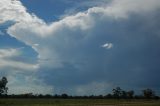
(36, 11), (160, 95)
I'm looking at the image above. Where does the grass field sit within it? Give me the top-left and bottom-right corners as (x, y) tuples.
(0, 99), (160, 106)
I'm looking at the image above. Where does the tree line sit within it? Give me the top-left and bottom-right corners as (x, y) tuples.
(0, 77), (159, 99)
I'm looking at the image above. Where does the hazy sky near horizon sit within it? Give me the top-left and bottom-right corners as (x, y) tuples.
(0, 0), (160, 95)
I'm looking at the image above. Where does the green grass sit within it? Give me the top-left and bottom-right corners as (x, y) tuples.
(0, 99), (159, 106)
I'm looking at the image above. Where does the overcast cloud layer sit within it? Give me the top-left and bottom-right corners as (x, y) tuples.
(0, 0), (160, 95)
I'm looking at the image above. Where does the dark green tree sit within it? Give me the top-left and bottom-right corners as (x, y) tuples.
(0, 77), (8, 95)
(142, 89), (155, 99)
(112, 87), (122, 99)
(121, 90), (127, 98)
(61, 93), (68, 98)
(127, 90), (134, 99)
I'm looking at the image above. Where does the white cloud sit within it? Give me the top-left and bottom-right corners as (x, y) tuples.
(105, 0), (160, 18)
(0, 0), (44, 24)
(0, 48), (20, 58)
(102, 43), (113, 49)
(0, 59), (39, 71)
(0, 48), (38, 71)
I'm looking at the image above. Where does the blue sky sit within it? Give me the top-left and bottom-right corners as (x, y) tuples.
(22, 0), (108, 22)
(0, 0), (160, 95)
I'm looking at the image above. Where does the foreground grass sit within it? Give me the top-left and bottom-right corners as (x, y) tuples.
(0, 99), (160, 106)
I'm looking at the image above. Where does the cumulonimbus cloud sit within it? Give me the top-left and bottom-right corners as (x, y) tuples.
(7, 0), (160, 69)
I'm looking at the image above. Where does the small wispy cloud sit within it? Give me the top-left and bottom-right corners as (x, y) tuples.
(102, 43), (113, 49)
(0, 48), (20, 58)
(0, 48), (39, 71)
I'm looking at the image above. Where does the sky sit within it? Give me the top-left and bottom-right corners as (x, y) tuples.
(0, 0), (160, 95)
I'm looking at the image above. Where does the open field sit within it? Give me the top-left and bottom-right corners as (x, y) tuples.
(0, 99), (160, 106)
